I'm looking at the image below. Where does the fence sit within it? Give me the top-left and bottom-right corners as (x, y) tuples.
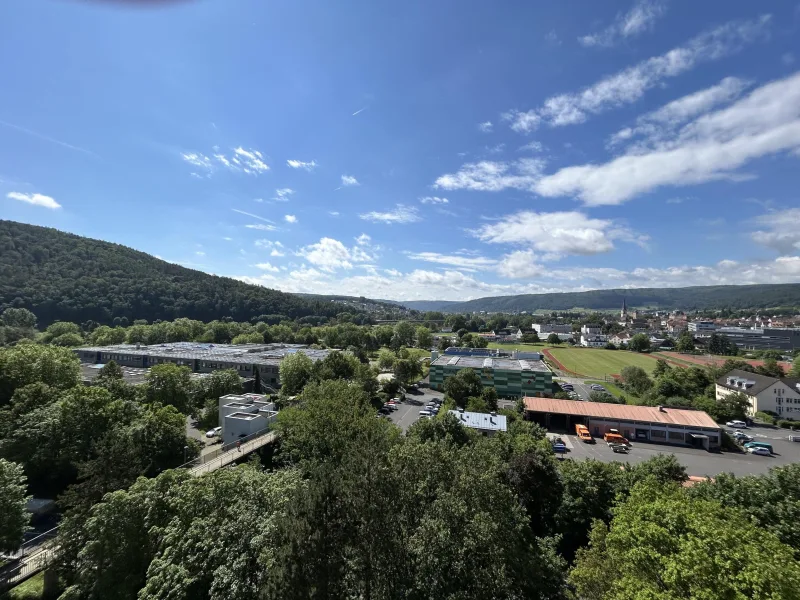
(0, 527), (59, 589)
(177, 426), (274, 471)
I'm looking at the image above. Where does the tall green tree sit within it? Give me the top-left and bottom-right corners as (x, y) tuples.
(569, 481), (800, 600)
(443, 368), (483, 408)
(415, 326), (432, 349)
(0, 343), (80, 406)
(145, 363), (193, 413)
(620, 365), (652, 396)
(1, 307), (37, 329)
(279, 352), (315, 396)
(627, 333), (651, 352)
(0, 458), (30, 553)
(546, 333), (562, 345)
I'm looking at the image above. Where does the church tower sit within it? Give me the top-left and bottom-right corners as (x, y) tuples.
(621, 297), (627, 321)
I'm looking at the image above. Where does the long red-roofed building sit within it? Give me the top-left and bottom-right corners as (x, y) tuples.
(523, 397), (722, 450)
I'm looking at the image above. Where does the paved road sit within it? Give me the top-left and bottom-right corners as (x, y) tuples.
(387, 389), (445, 432)
(558, 424), (800, 477)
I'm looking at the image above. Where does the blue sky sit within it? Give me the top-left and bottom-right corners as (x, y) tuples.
(1, 0), (799, 301)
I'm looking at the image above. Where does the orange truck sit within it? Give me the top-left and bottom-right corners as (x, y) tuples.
(575, 424), (594, 443)
(603, 432), (630, 446)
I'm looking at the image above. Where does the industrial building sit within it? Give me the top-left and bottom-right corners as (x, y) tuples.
(217, 393), (278, 445)
(688, 321), (717, 334)
(428, 352), (553, 398)
(715, 327), (800, 351)
(523, 397), (721, 450)
(74, 342), (330, 389)
(448, 408), (507, 436)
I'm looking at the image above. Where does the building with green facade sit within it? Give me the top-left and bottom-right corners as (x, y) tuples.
(428, 354), (553, 398)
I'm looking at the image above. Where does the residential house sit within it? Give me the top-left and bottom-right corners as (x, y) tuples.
(715, 369), (800, 418)
(580, 325), (607, 348)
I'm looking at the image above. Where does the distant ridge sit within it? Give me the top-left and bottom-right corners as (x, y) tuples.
(389, 285), (800, 313)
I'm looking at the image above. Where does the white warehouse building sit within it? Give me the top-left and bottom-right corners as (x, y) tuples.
(218, 393), (278, 445)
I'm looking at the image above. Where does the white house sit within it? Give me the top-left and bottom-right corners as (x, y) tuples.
(580, 325), (607, 348)
(715, 369), (800, 418)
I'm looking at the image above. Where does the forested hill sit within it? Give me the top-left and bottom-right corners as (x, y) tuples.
(401, 285), (800, 313)
(0, 220), (346, 326)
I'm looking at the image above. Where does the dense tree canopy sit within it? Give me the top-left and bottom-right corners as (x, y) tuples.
(0, 220), (357, 326)
(0, 458), (29, 553)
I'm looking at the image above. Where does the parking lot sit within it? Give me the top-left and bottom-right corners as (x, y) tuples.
(386, 388), (446, 432)
(554, 424), (800, 478)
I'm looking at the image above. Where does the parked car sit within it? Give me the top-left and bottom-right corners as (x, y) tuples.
(726, 420), (748, 429)
(744, 441), (773, 454)
(419, 409), (433, 417)
(590, 384), (605, 391)
(747, 446), (771, 456)
(552, 442), (567, 453)
(610, 443), (630, 454)
(378, 407), (392, 415)
(205, 426), (222, 438)
(561, 384), (574, 390)
(732, 431), (753, 442)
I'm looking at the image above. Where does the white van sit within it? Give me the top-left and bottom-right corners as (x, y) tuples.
(419, 409), (433, 417)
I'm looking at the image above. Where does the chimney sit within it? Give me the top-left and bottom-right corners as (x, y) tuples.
(490, 411), (497, 417)
(658, 405), (666, 412)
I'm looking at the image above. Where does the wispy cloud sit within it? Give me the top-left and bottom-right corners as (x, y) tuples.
(352, 107), (368, 116)
(356, 233), (371, 246)
(329, 211), (340, 217)
(608, 76), (751, 148)
(518, 141), (545, 153)
(751, 208), (800, 255)
(182, 146), (270, 175)
(419, 196), (449, 204)
(341, 174), (360, 186)
(287, 159), (318, 171)
(6, 191), (61, 209)
(284, 214), (297, 224)
(434, 158), (546, 192)
(478, 121), (493, 133)
(255, 262), (280, 272)
(535, 71), (800, 206)
(246, 224), (279, 232)
(359, 204), (420, 224)
(405, 251), (497, 270)
(273, 188), (295, 202)
(579, 0), (667, 48)
(0, 119), (99, 157)
(544, 30), (561, 46)
(232, 209), (275, 223)
(505, 14), (771, 132)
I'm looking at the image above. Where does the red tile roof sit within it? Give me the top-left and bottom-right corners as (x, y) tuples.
(523, 397), (719, 429)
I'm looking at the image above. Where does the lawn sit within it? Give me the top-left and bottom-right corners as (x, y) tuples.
(9, 573), (44, 599)
(584, 379), (641, 404)
(546, 347), (658, 378)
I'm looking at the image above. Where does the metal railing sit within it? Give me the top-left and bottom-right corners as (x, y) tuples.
(0, 527), (59, 588)
(177, 426), (275, 471)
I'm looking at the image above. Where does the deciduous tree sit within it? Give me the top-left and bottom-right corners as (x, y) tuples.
(0, 458), (29, 553)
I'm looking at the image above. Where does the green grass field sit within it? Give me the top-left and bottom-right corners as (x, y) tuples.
(584, 379), (641, 404)
(9, 573), (44, 599)
(547, 347), (658, 378)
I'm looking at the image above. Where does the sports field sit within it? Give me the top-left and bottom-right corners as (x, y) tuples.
(545, 347), (659, 378)
(486, 342), (549, 351)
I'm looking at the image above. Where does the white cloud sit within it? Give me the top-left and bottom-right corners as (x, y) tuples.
(359, 204), (420, 224)
(355, 233), (371, 245)
(255, 262), (280, 272)
(544, 30), (561, 46)
(183, 146), (269, 175)
(508, 15), (771, 132)
(419, 196), (449, 204)
(6, 191), (61, 209)
(223, 237), (233, 241)
(608, 76), (751, 147)
(240, 254), (800, 300)
(287, 159), (318, 171)
(751, 208), (800, 255)
(579, 0), (667, 48)
(296, 237), (375, 273)
(246, 224), (279, 231)
(329, 211), (340, 217)
(273, 188), (295, 202)
(181, 152), (213, 170)
(478, 121), (493, 133)
(434, 158), (546, 192)
(474, 210), (647, 256)
(518, 141), (545, 153)
(195, 251), (205, 257)
(405, 252), (498, 270)
(284, 214), (297, 223)
(497, 250), (547, 279)
(535, 71), (800, 206)
(255, 239), (285, 256)
(341, 174), (360, 186)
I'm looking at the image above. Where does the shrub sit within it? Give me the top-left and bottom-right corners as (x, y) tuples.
(777, 419), (799, 430)
(754, 411), (776, 425)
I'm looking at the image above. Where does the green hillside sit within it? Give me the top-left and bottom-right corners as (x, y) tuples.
(0, 220), (347, 326)
(404, 285), (800, 313)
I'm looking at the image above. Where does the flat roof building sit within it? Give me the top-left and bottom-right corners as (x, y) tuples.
(715, 327), (800, 351)
(524, 397), (721, 450)
(218, 393), (278, 445)
(448, 408), (507, 436)
(74, 342), (329, 389)
(429, 355), (552, 398)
